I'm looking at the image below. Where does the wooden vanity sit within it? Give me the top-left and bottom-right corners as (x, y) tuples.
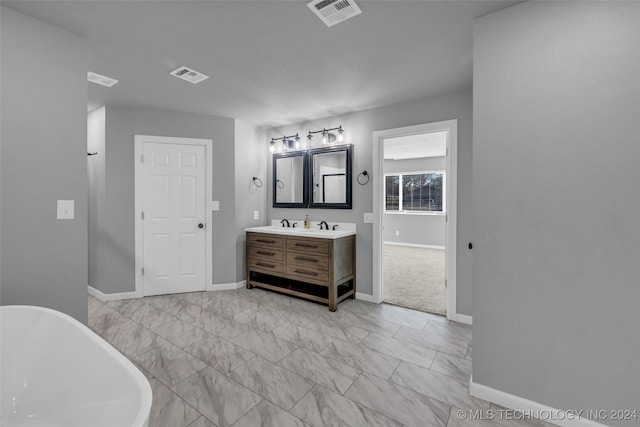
(245, 227), (356, 311)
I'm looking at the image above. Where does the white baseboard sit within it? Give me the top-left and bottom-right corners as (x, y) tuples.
(355, 292), (380, 303)
(448, 312), (473, 325)
(207, 281), (246, 292)
(88, 286), (141, 301)
(90, 281), (246, 301)
(469, 381), (607, 427)
(383, 241), (445, 250)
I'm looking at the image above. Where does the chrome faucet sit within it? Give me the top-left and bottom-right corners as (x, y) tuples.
(280, 219), (290, 228)
(318, 221), (329, 230)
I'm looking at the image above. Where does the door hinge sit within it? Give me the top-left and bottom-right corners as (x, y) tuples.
(141, 267), (145, 276)
(445, 279), (447, 287)
(141, 211), (145, 220)
(141, 155), (144, 163)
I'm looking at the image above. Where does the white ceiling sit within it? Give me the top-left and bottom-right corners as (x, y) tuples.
(384, 131), (447, 160)
(3, 0), (517, 127)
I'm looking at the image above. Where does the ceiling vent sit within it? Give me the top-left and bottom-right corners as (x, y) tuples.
(87, 72), (118, 87)
(307, 0), (362, 27)
(170, 66), (209, 84)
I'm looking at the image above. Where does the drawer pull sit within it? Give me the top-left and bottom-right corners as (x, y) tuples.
(256, 251), (275, 256)
(256, 239), (276, 244)
(294, 256), (318, 263)
(294, 269), (318, 276)
(256, 262), (275, 268)
(295, 243), (317, 249)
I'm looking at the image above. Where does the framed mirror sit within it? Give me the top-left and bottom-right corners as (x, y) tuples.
(309, 144), (353, 209)
(273, 151), (308, 208)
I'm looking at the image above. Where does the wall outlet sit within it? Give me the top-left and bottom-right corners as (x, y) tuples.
(253, 210), (260, 220)
(395, 230), (400, 236)
(57, 200), (74, 220)
(211, 201), (220, 211)
(364, 213), (373, 223)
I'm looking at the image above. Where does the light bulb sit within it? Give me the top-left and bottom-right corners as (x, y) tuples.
(269, 141), (275, 153)
(338, 128), (344, 143)
(322, 131), (328, 145)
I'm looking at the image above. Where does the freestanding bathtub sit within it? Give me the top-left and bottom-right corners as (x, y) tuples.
(1, 305), (152, 427)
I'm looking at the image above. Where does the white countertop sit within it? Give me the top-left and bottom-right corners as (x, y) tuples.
(245, 222), (356, 239)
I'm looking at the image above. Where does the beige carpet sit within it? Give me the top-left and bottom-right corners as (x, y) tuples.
(383, 244), (446, 315)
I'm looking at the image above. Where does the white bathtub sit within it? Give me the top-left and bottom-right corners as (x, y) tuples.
(1, 305), (152, 427)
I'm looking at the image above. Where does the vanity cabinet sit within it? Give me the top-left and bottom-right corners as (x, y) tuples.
(246, 231), (356, 311)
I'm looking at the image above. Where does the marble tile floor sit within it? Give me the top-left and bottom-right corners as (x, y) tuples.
(88, 288), (552, 427)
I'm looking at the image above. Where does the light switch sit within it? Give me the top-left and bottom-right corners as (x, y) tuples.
(57, 200), (74, 220)
(212, 201), (220, 211)
(253, 210), (260, 220)
(364, 213), (373, 223)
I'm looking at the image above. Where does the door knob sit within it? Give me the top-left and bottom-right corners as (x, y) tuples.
(198, 223), (204, 229)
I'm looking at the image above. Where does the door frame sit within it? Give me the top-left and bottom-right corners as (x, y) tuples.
(134, 135), (213, 297)
(372, 120), (463, 322)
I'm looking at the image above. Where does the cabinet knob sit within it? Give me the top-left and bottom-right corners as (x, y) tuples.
(198, 223), (204, 229)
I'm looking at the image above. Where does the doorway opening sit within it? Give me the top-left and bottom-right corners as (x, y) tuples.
(383, 133), (447, 314)
(372, 120), (458, 318)
(134, 135), (213, 297)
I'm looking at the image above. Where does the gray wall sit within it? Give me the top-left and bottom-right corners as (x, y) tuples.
(473, 2), (640, 424)
(234, 120), (268, 281)
(0, 7), (89, 322)
(267, 88), (473, 315)
(383, 157), (446, 246)
(89, 105), (237, 294)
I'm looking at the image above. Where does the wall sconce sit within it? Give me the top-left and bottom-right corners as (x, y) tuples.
(307, 125), (344, 146)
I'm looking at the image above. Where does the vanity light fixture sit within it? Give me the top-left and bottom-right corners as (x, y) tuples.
(269, 127), (345, 153)
(307, 126), (344, 146)
(271, 133), (300, 153)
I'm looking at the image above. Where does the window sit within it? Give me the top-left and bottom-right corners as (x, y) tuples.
(384, 171), (445, 213)
(385, 175), (400, 211)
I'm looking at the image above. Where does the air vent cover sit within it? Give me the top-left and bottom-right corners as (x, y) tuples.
(307, 0), (362, 27)
(87, 72), (118, 87)
(170, 66), (209, 84)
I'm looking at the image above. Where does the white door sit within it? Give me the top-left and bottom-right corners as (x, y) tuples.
(142, 142), (206, 296)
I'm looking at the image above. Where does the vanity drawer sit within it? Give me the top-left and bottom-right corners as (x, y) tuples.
(286, 264), (329, 285)
(249, 257), (284, 274)
(287, 237), (330, 255)
(248, 233), (284, 250)
(287, 252), (329, 271)
(249, 246), (284, 262)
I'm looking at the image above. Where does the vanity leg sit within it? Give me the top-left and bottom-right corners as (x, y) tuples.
(351, 236), (356, 298)
(245, 242), (252, 289)
(328, 281), (336, 311)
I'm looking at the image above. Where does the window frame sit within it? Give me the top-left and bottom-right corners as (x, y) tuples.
(383, 170), (446, 215)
